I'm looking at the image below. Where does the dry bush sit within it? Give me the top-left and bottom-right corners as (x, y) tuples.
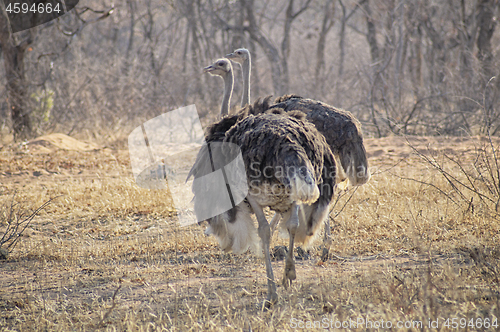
(0, 194), (54, 259)
(408, 135), (500, 220)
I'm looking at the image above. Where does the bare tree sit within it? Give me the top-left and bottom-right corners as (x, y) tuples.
(123, 0), (136, 75)
(0, 3), (113, 140)
(476, 0), (498, 82)
(314, 0), (335, 97)
(0, 6), (34, 140)
(1, 0), (499, 140)
(281, 0), (312, 92)
(242, 0), (285, 95)
(476, 0), (499, 132)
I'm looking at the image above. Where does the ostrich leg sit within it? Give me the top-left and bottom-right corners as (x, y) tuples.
(247, 195), (277, 308)
(321, 218), (333, 262)
(269, 213), (281, 236)
(282, 203), (299, 288)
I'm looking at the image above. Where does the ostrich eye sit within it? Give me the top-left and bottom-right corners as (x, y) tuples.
(236, 51), (241, 54)
(218, 61), (224, 66)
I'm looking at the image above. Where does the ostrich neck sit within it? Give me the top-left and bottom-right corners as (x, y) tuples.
(221, 70), (233, 117)
(241, 59), (251, 107)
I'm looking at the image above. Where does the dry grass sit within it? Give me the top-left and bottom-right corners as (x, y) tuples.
(1, 135), (499, 331)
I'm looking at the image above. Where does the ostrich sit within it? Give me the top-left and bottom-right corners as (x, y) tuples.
(196, 58), (336, 306)
(225, 48), (370, 188)
(270, 95), (370, 187)
(226, 48), (251, 107)
(203, 58), (234, 118)
(225, 49), (370, 250)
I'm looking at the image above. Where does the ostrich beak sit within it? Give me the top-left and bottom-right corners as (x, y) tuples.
(225, 52), (236, 59)
(203, 65), (215, 73)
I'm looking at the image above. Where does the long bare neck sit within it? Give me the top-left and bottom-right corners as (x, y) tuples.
(221, 70), (233, 117)
(241, 57), (251, 107)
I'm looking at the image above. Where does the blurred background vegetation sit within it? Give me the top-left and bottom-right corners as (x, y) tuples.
(1, 0), (499, 142)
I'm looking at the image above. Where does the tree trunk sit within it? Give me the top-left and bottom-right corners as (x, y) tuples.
(0, 8), (32, 140)
(421, 12), (446, 91)
(476, 0), (498, 132)
(243, 0), (284, 95)
(337, 0), (346, 79)
(363, 0), (379, 65)
(394, 0), (405, 104)
(314, 0), (335, 98)
(281, 0), (311, 93)
(123, 0), (135, 76)
(363, 0), (382, 137)
(231, 0), (246, 50)
(335, 0), (362, 105)
(476, 0), (497, 83)
(408, 24), (422, 98)
(281, 0), (295, 93)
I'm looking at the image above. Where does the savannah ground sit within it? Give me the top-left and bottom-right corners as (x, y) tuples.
(1, 133), (499, 331)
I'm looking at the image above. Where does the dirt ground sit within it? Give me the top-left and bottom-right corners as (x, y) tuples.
(1, 133), (499, 331)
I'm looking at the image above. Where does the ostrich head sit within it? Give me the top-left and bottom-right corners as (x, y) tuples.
(203, 58), (234, 117)
(226, 48), (251, 107)
(225, 48), (250, 65)
(203, 58), (232, 78)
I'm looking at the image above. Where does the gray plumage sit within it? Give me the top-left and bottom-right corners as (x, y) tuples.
(189, 86), (336, 305)
(188, 99), (336, 242)
(226, 48), (370, 187)
(271, 95), (370, 187)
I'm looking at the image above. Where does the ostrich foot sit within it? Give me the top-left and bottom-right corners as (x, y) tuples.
(262, 291), (278, 310)
(282, 257), (296, 289)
